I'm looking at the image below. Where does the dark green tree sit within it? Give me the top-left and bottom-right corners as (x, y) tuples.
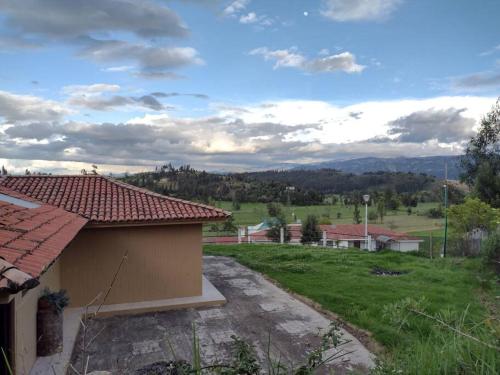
(301, 215), (322, 244)
(222, 215), (238, 233)
(461, 98), (500, 207)
(266, 213), (291, 243)
(231, 190), (241, 210)
(353, 203), (362, 224)
(376, 198), (385, 223)
(267, 202), (283, 217)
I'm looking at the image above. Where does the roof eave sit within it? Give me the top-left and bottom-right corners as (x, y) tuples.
(85, 215), (230, 228)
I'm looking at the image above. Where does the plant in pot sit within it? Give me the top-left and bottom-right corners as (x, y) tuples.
(36, 289), (69, 356)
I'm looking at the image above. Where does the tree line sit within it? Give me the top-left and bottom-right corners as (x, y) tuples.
(121, 164), (450, 207)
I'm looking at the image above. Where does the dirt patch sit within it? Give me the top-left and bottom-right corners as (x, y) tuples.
(371, 266), (408, 276)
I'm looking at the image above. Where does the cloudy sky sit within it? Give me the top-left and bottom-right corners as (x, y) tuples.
(0, 0), (499, 174)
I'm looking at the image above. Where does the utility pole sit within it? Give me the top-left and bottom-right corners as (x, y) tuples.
(443, 162), (448, 257)
(363, 194), (370, 250)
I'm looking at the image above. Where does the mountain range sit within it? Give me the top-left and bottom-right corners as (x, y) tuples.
(294, 155), (462, 180)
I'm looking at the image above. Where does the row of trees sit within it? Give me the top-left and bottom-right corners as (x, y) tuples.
(122, 164), (448, 208)
(122, 164), (324, 205)
(242, 169), (436, 195)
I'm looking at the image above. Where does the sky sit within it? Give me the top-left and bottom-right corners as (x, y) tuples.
(0, 0), (499, 174)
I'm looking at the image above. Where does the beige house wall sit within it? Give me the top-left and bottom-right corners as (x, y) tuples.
(11, 260), (61, 375)
(60, 223), (203, 307)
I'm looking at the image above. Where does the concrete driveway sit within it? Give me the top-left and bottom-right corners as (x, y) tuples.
(70, 256), (374, 374)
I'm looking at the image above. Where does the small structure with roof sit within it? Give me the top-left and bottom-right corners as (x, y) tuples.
(0, 175), (229, 374)
(207, 223), (422, 252)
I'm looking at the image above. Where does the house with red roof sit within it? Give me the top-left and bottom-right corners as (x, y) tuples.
(214, 223), (422, 252)
(0, 175), (229, 374)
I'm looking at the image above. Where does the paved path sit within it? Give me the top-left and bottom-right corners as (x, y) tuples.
(70, 256), (374, 374)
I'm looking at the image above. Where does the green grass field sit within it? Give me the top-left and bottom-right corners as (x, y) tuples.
(204, 244), (499, 373)
(211, 201), (444, 233)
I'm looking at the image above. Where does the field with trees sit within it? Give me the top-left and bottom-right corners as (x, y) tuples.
(210, 200), (443, 233)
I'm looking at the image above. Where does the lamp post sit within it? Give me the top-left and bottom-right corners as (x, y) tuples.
(443, 184), (448, 257)
(363, 194), (370, 250)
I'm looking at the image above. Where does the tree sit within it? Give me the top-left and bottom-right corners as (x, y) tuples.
(448, 198), (498, 235)
(266, 213), (291, 243)
(448, 198), (499, 257)
(461, 98), (500, 207)
(222, 215), (238, 233)
(1, 165), (7, 175)
(301, 215), (322, 244)
(232, 196), (241, 211)
(267, 202), (283, 218)
(376, 198), (386, 223)
(353, 203), (361, 224)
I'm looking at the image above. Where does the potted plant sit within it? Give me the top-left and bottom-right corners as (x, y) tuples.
(36, 289), (69, 356)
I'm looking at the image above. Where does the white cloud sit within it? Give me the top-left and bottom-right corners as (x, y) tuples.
(0, 90), (70, 123)
(1, 89), (496, 172)
(250, 47), (365, 73)
(222, 96), (494, 144)
(321, 0), (402, 22)
(479, 44), (500, 57)
(80, 40), (204, 70)
(0, 0), (199, 78)
(62, 83), (121, 96)
(0, 0), (189, 38)
(223, 0), (249, 16)
(239, 11), (273, 27)
(102, 65), (133, 72)
(307, 52), (365, 73)
(61, 84), (174, 112)
(239, 12), (258, 24)
(250, 47), (306, 69)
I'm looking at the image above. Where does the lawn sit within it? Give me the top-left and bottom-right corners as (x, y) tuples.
(210, 201), (443, 233)
(204, 244), (499, 374)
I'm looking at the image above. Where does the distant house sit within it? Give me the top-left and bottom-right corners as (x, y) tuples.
(0, 175), (229, 374)
(214, 223), (422, 252)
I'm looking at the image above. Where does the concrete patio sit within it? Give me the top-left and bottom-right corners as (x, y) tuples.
(69, 256), (375, 374)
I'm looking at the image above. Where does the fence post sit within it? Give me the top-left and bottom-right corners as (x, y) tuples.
(247, 226), (251, 243)
(238, 227), (242, 244)
(280, 227), (284, 244)
(322, 231), (327, 247)
(429, 232), (433, 259)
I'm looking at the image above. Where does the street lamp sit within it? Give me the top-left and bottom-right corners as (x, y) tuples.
(363, 194), (370, 250)
(443, 184), (448, 257)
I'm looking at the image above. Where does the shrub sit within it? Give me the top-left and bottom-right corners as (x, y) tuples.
(481, 231), (500, 274)
(426, 206), (444, 218)
(368, 210), (378, 221)
(318, 217), (332, 225)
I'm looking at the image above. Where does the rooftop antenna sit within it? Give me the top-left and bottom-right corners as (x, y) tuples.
(443, 162), (448, 257)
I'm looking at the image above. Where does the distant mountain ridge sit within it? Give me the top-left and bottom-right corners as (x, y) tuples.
(295, 156), (462, 180)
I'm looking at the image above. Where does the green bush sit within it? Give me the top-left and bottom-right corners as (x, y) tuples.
(481, 231), (500, 274)
(426, 206), (444, 218)
(368, 210), (378, 221)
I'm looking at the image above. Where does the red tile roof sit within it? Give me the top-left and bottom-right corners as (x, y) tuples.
(0, 175), (229, 224)
(0, 186), (88, 293)
(321, 224), (420, 241)
(248, 223), (419, 242)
